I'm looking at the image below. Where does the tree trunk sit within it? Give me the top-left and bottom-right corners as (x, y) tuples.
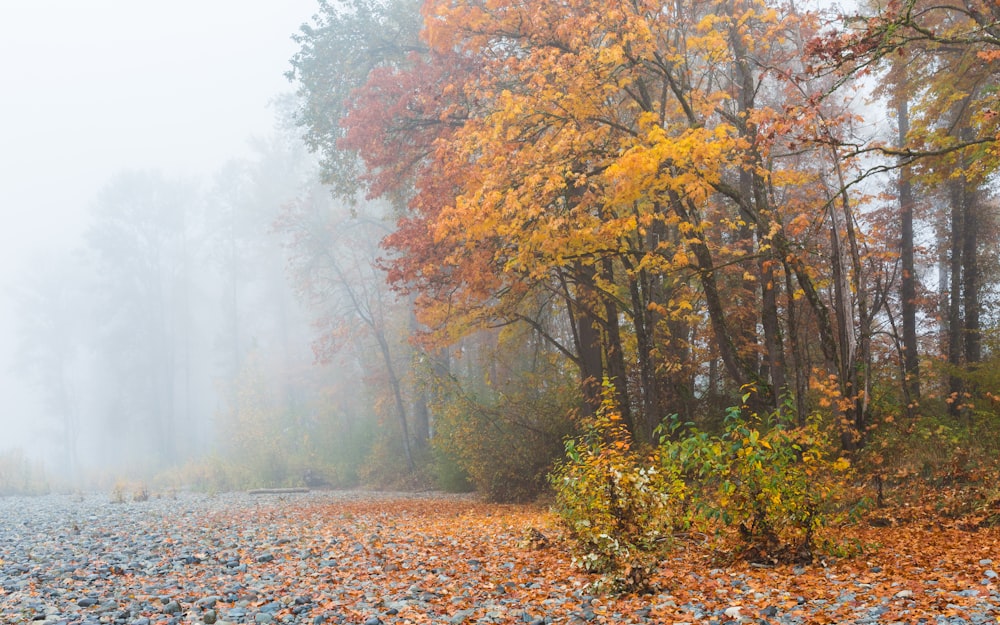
(563, 265), (604, 418)
(962, 188), (981, 366)
(896, 89), (921, 405)
(601, 271), (634, 434)
(947, 175), (966, 418)
(375, 329), (415, 472)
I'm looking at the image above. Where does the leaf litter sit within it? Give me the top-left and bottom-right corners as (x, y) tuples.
(1, 491), (998, 624)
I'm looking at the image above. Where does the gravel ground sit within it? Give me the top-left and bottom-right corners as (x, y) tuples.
(0, 491), (460, 625)
(2, 491), (999, 625)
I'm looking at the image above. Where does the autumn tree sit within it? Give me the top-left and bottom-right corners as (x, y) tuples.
(290, 0), (948, 470)
(287, 0), (427, 202)
(387, 0), (889, 446)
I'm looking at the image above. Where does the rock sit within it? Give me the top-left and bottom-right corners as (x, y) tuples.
(260, 601), (282, 613)
(255, 613), (274, 624)
(203, 609), (217, 624)
(162, 601), (182, 614)
(894, 590), (913, 599)
(78, 597), (98, 608)
(364, 617), (382, 625)
(448, 609), (475, 624)
(227, 607), (248, 619)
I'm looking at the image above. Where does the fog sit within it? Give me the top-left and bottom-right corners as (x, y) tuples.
(0, 1), (369, 488)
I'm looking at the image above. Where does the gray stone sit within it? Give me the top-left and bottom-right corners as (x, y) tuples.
(449, 609), (475, 624)
(162, 601), (181, 614)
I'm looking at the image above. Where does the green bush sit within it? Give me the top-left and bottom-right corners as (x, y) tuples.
(551, 387), (685, 593)
(663, 396), (851, 563)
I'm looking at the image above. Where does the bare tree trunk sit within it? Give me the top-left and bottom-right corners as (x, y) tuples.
(375, 329), (414, 472)
(947, 175), (966, 418)
(896, 91), (920, 405)
(962, 189), (981, 366)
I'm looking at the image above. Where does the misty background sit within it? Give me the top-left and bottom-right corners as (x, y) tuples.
(0, 1), (364, 486)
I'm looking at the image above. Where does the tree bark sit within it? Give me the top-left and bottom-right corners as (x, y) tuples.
(896, 89), (921, 404)
(947, 175), (966, 417)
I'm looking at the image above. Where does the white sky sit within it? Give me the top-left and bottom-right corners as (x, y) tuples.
(0, 0), (319, 453)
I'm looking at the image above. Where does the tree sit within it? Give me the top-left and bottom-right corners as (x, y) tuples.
(11, 253), (88, 477)
(277, 192), (424, 472)
(287, 0), (427, 201)
(84, 171), (201, 469)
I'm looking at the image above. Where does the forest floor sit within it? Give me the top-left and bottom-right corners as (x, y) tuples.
(1, 490), (998, 625)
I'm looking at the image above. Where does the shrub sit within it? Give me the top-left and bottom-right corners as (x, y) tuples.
(434, 393), (572, 502)
(551, 386), (684, 593)
(430, 370), (575, 503)
(431, 445), (475, 493)
(664, 396), (851, 563)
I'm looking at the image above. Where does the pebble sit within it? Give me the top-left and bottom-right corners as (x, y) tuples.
(162, 600), (181, 614)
